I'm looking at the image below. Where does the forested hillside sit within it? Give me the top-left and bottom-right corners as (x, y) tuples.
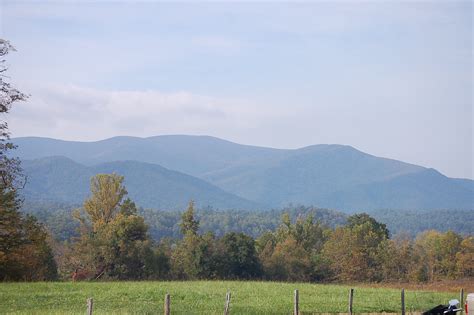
(370, 209), (474, 237)
(14, 136), (474, 212)
(21, 156), (259, 210)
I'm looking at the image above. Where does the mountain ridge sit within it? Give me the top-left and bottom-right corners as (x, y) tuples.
(21, 156), (262, 210)
(13, 135), (474, 212)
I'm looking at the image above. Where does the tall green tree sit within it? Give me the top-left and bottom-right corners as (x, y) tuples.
(215, 232), (261, 279)
(72, 174), (160, 280)
(171, 201), (216, 279)
(180, 200), (199, 236)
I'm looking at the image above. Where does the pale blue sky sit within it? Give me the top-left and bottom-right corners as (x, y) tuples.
(0, 1), (472, 179)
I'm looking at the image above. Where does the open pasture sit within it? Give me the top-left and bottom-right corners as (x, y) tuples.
(0, 281), (461, 314)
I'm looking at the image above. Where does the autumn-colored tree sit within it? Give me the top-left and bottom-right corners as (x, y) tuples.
(263, 236), (312, 281)
(72, 174), (159, 280)
(456, 236), (474, 278)
(413, 230), (464, 281)
(377, 234), (418, 282)
(322, 213), (388, 281)
(5, 216), (58, 281)
(439, 231), (462, 278)
(414, 230), (443, 281)
(82, 173), (127, 226)
(258, 213), (328, 281)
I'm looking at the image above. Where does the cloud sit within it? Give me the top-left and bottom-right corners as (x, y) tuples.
(1, 1), (472, 179)
(7, 83), (279, 141)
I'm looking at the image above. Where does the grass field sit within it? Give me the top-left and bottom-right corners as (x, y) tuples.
(0, 281), (462, 314)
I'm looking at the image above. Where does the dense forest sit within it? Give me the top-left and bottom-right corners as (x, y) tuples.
(2, 173), (473, 282)
(24, 201), (474, 243)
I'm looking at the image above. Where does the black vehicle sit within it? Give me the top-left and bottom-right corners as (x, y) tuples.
(423, 299), (462, 315)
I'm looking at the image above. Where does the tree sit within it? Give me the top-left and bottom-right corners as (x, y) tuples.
(456, 236), (474, 278)
(180, 200), (199, 236)
(413, 230), (464, 281)
(347, 213), (389, 239)
(72, 174), (157, 280)
(263, 236), (312, 281)
(414, 230), (443, 281)
(439, 231), (462, 278)
(0, 39), (26, 259)
(258, 213), (327, 281)
(82, 173), (127, 226)
(0, 39), (57, 281)
(216, 232), (261, 279)
(171, 202), (220, 279)
(172, 221), (201, 278)
(7, 215), (58, 281)
(322, 213), (389, 281)
(0, 39), (27, 191)
(171, 231), (215, 279)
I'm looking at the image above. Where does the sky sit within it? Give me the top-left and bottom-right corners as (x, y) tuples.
(0, 1), (472, 179)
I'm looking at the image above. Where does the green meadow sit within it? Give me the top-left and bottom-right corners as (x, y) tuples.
(0, 281), (457, 314)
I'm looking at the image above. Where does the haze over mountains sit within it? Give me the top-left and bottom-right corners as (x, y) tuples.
(14, 135), (474, 212)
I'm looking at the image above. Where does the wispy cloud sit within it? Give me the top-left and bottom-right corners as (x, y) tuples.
(1, 1), (472, 178)
(8, 84), (279, 141)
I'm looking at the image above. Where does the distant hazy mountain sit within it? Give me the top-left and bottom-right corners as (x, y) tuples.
(13, 136), (284, 177)
(14, 136), (474, 212)
(21, 156), (260, 210)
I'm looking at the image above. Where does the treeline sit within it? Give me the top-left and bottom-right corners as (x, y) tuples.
(24, 202), (347, 242)
(5, 173), (473, 282)
(0, 191), (58, 281)
(369, 208), (474, 237)
(24, 202), (474, 244)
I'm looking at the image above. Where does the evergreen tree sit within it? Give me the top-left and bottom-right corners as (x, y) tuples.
(216, 232), (262, 279)
(180, 200), (199, 236)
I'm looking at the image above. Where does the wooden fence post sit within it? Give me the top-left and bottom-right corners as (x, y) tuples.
(294, 289), (299, 315)
(460, 288), (464, 314)
(224, 291), (231, 315)
(164, 293), (170, 315)
(401, 288), (405, 315)
(87, 298), (93, 315)
(348, 288), (354, 315)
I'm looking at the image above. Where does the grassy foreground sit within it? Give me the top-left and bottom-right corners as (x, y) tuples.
(0, 281), (457, 314)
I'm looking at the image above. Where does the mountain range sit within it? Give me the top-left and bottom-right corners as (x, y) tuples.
(13, 135), (474, 212)
(21, 157), (259, 210)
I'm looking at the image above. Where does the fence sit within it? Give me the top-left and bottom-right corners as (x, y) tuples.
(83, 287), (465, 314)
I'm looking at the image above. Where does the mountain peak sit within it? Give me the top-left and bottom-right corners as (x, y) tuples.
(14, 135), (473, 212)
